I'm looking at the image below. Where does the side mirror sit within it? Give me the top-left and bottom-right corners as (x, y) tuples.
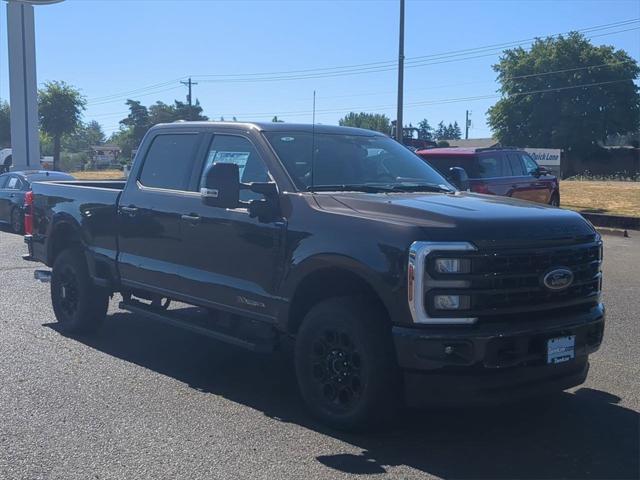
(536, 166), (551, 176)
(201, 163), (240, 209)
(449, 166), (470, 191)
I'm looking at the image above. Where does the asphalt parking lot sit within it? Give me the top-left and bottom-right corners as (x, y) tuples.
(0, 228), (638, 480)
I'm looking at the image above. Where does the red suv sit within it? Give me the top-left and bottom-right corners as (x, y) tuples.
(417, 147), (560, 206)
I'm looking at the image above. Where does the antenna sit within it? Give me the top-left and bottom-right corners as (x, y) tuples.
(310, 90), (316, 190)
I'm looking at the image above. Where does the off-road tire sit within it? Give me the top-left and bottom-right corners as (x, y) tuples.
(294, 296), (399, 431)
(51, 248), (109, 334)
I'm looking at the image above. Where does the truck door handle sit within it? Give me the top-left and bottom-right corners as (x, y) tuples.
(181, 214), (201, 225)
(121, 206), (138, 216)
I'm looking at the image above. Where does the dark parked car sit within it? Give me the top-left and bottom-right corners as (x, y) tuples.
(24, 123), (603, 431)
(417, 147), (560, 206)
(0, 170), (74, 233)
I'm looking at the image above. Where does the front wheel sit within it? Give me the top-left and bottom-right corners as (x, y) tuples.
(51, 248), (109, 334)
(294, 297), (399, 431)
(549, 193), (560, 207)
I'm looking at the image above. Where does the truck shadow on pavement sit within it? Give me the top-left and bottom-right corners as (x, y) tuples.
(49, 311), (639, 480)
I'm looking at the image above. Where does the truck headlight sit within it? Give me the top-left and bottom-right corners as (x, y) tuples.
(434, 258), (471, 274)
(433, 294), (471, 310)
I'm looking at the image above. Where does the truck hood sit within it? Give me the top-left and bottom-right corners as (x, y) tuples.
(313, 191), (596, 246)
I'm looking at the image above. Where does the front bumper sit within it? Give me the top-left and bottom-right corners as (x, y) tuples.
(393, 303), (604, 407)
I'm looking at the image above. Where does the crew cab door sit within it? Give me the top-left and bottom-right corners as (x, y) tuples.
(117, 130), (206, 296)
(473, 152), (513, 196)
(179, 132), (285, 319)
(0, 174), (10, 221)
(0, 174), (21, 222)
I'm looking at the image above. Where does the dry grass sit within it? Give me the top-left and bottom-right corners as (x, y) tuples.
(70, 169), (125, 180)
(560, 181), (640, 217)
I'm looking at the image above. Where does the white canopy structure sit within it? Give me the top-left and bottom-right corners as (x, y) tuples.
(5, 0), (64, 170)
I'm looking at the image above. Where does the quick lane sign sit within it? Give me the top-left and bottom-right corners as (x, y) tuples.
(524, 148), (561, 166)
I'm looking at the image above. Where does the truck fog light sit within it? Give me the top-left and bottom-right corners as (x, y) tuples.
(433, 295), (470, 310)
(434, 258), (470, 274)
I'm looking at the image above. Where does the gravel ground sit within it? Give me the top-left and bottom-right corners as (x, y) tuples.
(0, 228), (638, 479)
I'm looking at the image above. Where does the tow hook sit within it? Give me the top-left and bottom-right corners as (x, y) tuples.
(34, 270), (52, 283)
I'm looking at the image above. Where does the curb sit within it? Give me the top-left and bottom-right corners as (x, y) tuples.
(579, 212), (640, 231)
(595, 227), (630, 238)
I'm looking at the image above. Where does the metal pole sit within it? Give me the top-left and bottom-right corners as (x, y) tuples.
(6, 1), (40, 169)
(465, 110), (469, 139)
(395, 0), (404, 142)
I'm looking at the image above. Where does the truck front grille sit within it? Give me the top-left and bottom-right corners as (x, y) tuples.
(425, 240), (602, 318)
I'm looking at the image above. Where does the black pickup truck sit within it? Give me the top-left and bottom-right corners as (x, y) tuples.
(24, 122), (604, 430)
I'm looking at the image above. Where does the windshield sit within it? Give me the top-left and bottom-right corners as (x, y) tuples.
(263, 131), (454, 192)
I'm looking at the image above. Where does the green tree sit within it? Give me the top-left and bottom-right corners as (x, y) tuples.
(0, 101), (10, 147)
(63, 120), (105, 153)
(417, 118), (433, 141)
(488, 32), (640, 151)
(119, 99), (150, 151)
(339, 112), (391, 134)
(38, 81), (86, 171)
(450, 121), (462, 140)
(272, 116), (284, 123)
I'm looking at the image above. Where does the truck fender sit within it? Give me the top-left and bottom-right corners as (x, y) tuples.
(277, 253), (398, 333)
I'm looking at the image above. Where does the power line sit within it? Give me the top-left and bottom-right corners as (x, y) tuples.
(214, 78), (635, 119)
(87, 60), (637, 123)
(84, 18), (639, 105)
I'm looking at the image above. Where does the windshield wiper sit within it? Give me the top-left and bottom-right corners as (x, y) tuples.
(387, 183), (454, 193)
(306, 184), (394, 193)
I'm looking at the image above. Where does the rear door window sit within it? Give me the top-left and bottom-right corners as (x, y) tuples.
(6, 176), (21, 190)
(507, 153), (526, 176)
(139, 134), (200, 191)
(476, 153), (509, 178)
(0, 175), (8, 189)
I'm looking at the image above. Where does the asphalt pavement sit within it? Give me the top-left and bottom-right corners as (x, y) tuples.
(0, 228), (638, 479)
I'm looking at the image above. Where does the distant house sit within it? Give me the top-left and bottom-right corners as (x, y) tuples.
(90, 144), (121, 169)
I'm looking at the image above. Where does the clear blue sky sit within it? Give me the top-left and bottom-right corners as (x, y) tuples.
(1, 0), (639, 138)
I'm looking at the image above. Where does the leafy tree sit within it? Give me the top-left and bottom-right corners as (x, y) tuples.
(63, 120), (105, 153)
(339, 112), (391, 134)
(450, 121), (462, 140)
(0, 101), (10, 147)
(488, 32), (640, 152)
(417, 118), (433, 140)
(120, 99), (150, 150)
(38, 81), (86, 171)
(434, 121), (446, 140)
(272, 116), (284, 123)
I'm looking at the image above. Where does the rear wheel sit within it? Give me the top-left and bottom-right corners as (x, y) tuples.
(294, 296), (399, 431)
(51, 248), (109, 334)
(10, 208), (23, 234)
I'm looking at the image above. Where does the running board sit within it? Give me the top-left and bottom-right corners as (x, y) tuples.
(118, 300), (275, 353)
(34, 270), (51, 283)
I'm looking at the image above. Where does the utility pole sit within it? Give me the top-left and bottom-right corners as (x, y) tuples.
(180, 77), (198, 107)
(465, 110), (471, 139)
(395, 0), (405, 142)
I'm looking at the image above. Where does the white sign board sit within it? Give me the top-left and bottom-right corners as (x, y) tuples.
(524, 148), (561, 166)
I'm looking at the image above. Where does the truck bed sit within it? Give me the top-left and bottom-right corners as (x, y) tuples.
(29, 180), (125, 269)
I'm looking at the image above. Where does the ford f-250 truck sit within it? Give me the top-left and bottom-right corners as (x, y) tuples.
(24, 122), (605, 430)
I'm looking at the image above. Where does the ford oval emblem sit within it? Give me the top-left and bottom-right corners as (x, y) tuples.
(543, 268), (574, 291)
